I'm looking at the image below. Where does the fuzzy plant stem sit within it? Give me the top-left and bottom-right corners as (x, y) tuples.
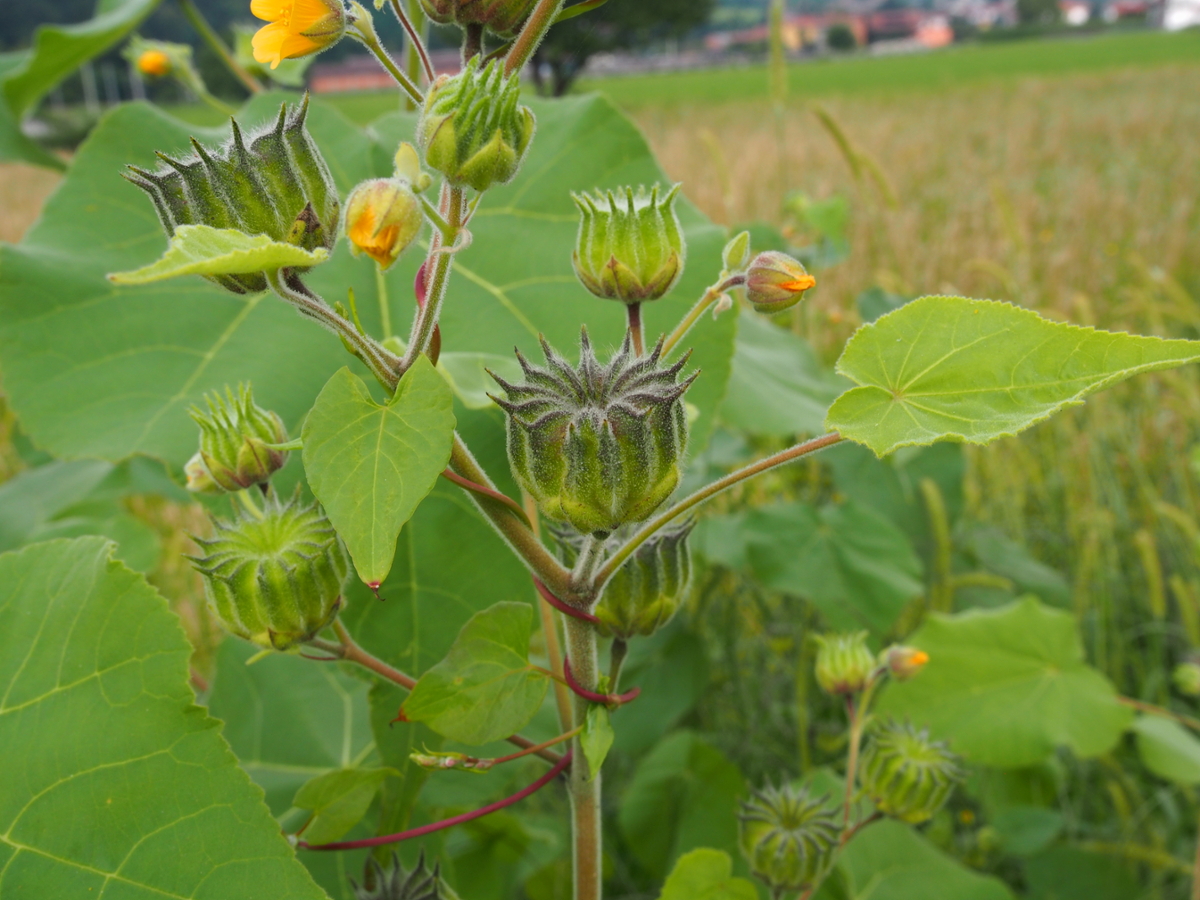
(390, 0), (436, 83)
(349, 23), (424, 106)
(176, 0), (262, 95)
(627, 302), (644, 356)
(402, 186), (467, 372)
(564, 616), (603, 900)
(504, 0), (568, 76)
(662, 274), (745, 358)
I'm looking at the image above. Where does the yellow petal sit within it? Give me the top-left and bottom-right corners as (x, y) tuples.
(251, 22), (288, 67)
(250, 0), (287, 23)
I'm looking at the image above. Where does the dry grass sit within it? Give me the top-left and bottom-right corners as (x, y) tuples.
(0, 162), (61, 244)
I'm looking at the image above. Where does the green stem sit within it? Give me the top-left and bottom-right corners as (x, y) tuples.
(375, 264), (392, 340)
(419, 195), (456, 240)
(570, 534), (607, 596)
(177, 0), (262, 95)
(463, 23), (484, 63)
(627, 302), (644, 356)
(662, 274), (744, 358)
(525, 494), (576, 731)
(609, 638), (629, 691)
(564, 616), (602, 900)
(197, 90), (237, 117)
(266, 270), (403, 392)
(391, 0), (435, 84)
(504, 0), (568, 77)
(448, 434), (574, 599)
(843, 678), (881, 826)
(349, 25), (424, 106)
(402, 187), (466, 372)
(1118, 696), (1200, 733)
(595, 433), (842, 587)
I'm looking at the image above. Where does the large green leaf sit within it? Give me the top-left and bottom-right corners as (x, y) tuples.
(402, 601), (549, 746)
(303, 360), (455, 586)
(876, 597), (1132, 766)
(826, 296), (1200, 457)
(0, 93), (734, 469)
(1131, 715), (1200, 785)
(831, 821), (1012, 900)
(0, 538), (326, 897)
(658, 849), (757, 900)
(109, 225), (330, 285)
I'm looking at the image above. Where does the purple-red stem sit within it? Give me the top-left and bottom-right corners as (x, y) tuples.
(441, 468), (532, 527)
(564, 656), (641, 707)
(533, 576), (602, 626)
(299, 750), (572, 851)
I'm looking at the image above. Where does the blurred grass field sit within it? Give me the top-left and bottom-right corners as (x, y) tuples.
(2, 31), (1199, 685)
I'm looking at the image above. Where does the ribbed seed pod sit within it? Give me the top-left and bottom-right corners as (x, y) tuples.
(572, 184), (686, 304)
(190, 385), (289, 492)
(418, 0), (539, 37)
(417, 56), (535, 192)
(813, 631), (877, 696)
(352, 850), (454, 900)
(123, 96), (338, 294)
(557, 520), (694, 638)
(738, 782), (840, 896)
(190, 495), (348, 651)
(859, 719), (962, 824)
(490, 330), (696, 535)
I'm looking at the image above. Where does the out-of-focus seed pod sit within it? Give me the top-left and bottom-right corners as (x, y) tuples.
(418, 0), (540, 38)
(745, 250), (816, 314)
(813, 631), (877, 696)
(491, 330), (695, 535)
(859, 719), (962, 825)
(190, 494), (349, 651)
(352, 850), (454, 900)
(572, 184), (686, 304)
(418, 56), (535, 192)
(190, 385), (289, 492)
(738, 782), (839, 896)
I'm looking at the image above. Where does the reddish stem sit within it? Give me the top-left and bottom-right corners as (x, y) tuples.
(563, 656), (641, 707)
(532, 576), (602, 626)
(441, 469), (532, 527)
(299, 750), (572, 851)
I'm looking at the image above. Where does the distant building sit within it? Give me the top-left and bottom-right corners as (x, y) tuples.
(310, 51), (460, 93)
(1164, 0), (1200, 26)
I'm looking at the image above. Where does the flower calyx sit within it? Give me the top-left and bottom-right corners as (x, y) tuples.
(859, 719), (962, 824)
(490, 329), (696, 535)
(572, 183), (686, 304)
(190, 493), (349, 651)
(813, 631), (877, 696)
(418, 56), (536, 192)
(738, 782), (840, 896)
(251, 0), (347, 70)
(189, 385), (289, 492)
(124, 97), (339, 294)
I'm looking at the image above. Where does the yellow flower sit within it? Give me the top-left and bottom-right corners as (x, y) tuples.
(137, 49), (172, 77)
(345, 178), (423, 269)
(250, 0), (346, 69)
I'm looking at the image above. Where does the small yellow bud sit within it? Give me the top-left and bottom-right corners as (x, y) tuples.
(137, 49), (172, 77)
(884, 645), (930, 681)
(251, 0), (346, 69)
(344, 177), (423, 269)
(745, 251), (816, 314)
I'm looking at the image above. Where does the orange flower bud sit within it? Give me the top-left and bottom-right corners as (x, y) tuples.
(344, 177), (423, 269)
(745, 251), (816, 314)
(884, 645), (930, 681)
(137, 49), (171, 78)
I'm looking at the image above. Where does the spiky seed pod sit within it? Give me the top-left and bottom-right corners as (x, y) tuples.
(491, 330), (696, 535)
(417, 56), (536, 192)
(418, 0), (539, 38)
(745, 251), (816, 314)
(190, 385), (289, 492)
(859, 719), (962, 824)
(190, 494), (348, 651)
(813, 631), (877, 696)
(353, 850), (456, 900)
(123, 97), (339, 294)
(556, 520), (695, 638)
(738, 783), (840, 896)
(572, 184), (686, 304)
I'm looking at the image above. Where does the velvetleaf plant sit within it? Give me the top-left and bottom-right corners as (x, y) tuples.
(3, 2), (1200, 899)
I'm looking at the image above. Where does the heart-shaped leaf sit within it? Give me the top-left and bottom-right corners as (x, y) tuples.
(108, 225), (329, 285)
(293, 766), (399, 845)
(303, 358), (455, 586)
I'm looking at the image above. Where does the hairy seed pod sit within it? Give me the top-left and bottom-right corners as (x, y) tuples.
(491, 330), (696, 535)
(738, 782), (840, 895)
(190, 494), (349, 651)
(557, 520), (695, 638)
(859, 719), (962, 824)
(745, 251), (816, 314)
(123, 97), (338, 293)
(813, 631), (877, 696)
(190, 384), (289, 492)
(418, 56), (535, 192)
(418, 0), (540, 38)
(572, 184), (686, 304)
(353, 850), (452, 900)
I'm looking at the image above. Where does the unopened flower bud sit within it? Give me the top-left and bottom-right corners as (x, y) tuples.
(138, 49), (172, 77)
(491, 330), (695, 535)
(1175, 661), (1200, 696)
(884, 645), (930, 681)
(738, 783), (839, 895)
(353, 851), (453, 900)
(722, 230), (752, 273)
(859, 719), (961, 824)
(184, 452), (223, 495)
(746, 251), (816, 314)
(190, 385), (289, 492)
(418, 56), (536, 192)
(394, 142), (433, 193)
(251, 0), (346, 69)
(190, 495), (348, 651)
(814, 631), (876, 696)
(123, 98), (338, 293)
(419, 0), (539, 37)
(345, 177), (422, 269)
(572, 184), (685, 304)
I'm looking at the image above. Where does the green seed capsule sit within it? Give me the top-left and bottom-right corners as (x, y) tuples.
(353, 850), (452, 900)
(491, 330), (695, 535)
(859, 719), (962, 825)
(813, 631), (877, 696)
(738, 782), (839, 896)
(190, 494), (348, 652)
(190, 385), (289, 493)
